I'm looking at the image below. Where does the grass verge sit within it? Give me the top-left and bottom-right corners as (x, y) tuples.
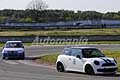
(38, 50), (120, 72)
(1, 28), (120, 36)
(32, 41), (120, 45)
(37, 54), (59, 65)
(0, 41), (120, 47)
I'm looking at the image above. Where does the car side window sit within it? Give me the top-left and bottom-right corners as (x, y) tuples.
(71, 48), (81, 57)
(63, 48), (71, 56)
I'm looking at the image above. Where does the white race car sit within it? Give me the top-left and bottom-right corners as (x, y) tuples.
(56, 47), (118, 75)
(2, 41), (25, 60)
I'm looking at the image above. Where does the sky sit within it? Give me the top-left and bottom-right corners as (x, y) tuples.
(0, 0), (120, 13)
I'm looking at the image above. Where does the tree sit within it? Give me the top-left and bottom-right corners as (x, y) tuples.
(26, 0), (48, 22)
(27, 0), (48, 11)
(0, 16), (6, 23)
(19, 17), (32, 22)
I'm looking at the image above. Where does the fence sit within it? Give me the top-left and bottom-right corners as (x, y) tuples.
(1, 20), (120, 29)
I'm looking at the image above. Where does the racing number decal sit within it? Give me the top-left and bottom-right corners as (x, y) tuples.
(73, 59), (76, 65)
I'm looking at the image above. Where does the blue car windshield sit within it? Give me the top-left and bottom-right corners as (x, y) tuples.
(82, 49), (105, 58)
(5, 42), (24, 48)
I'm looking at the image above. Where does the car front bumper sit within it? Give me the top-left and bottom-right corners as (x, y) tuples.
(94, 66), (118, 74)
(97, 68), (118, 72)
(3, 53), (25, 59)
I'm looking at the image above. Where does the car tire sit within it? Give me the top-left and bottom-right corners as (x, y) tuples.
(57, 62), (65, 72)
(110, 72), (116, 75)
(21, 57), (25, 60)
(19, 56), (25, 60)
(4, 57), (9, 60)
(20, 54), (25, 60)
(2, 57), (5, 59)
(85, 65), (95, 75)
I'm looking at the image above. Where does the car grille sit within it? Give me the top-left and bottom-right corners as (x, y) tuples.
(97, 68), (118, 72)
(102, 63), (115, 67)
(8, 51), (18, 53)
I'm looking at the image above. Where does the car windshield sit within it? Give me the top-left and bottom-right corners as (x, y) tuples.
(82, 48), (105, 58)
(5, 42), (24, 48)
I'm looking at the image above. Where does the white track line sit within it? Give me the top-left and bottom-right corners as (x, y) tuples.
(2, 60), (19, 65)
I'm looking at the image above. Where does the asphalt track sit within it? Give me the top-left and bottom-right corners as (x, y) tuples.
(0, 44), (120, 80)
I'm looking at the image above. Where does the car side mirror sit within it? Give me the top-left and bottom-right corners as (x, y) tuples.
(76, 55), (81, 59)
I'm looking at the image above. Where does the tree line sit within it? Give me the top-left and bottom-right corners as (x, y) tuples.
(0, 9), (120, 23)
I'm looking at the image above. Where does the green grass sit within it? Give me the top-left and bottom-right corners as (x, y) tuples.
(39, 54), (59, 64)
(0, 41), (120, 48)
(38, 50), (120, 72)
(1, 28), (120, 36)
(0, 43), (5, 47)
(88, 41), (120, 44)
(1, 41), (120, 48)
(32, 41), (120, 45)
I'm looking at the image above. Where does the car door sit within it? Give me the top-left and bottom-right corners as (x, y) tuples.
(62, 48), (73, 70)
(71, 48), (84, 72)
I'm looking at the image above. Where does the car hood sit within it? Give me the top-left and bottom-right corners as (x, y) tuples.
(84, 57), (114, 63)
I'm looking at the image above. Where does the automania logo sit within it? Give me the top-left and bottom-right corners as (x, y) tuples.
(32, 36), (88, 45)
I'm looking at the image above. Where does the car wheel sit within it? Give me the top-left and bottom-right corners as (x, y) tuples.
(2, 57), (5, 59)
(57, 62), (65, 72)
(85, 65), (95, 75)
(4, 57), (9, 60)
(21, 57), (25, 60)
(110, 72), (116, 75)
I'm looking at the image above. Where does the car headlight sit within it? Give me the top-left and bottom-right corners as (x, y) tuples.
(4, 51), (8, 53)
(94, 61), (100, 65)
(18, 50), (24, 53)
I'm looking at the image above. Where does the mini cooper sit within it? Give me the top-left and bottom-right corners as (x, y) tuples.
(2, 41), (25, 60)
(56, 47), (118, 75)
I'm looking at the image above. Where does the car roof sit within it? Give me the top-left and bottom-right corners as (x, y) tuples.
(6, 41), (22, 43)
